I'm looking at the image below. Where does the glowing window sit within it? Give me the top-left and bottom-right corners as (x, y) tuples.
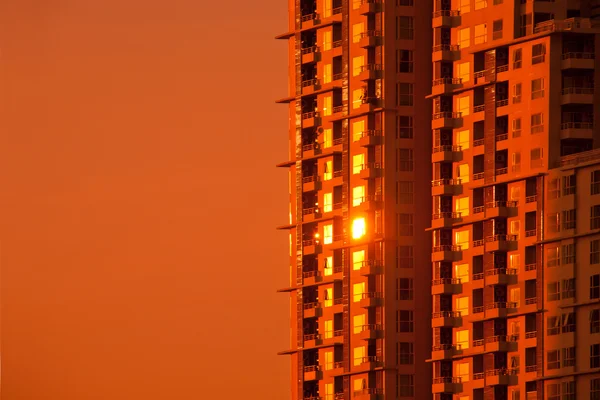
(510, 287), (520, 307)
(474, 23), (487, 44)
(457, 163), (470, 183)
(323, 96), (332, 116)
(353, 89), (363, 109)
(456, 95), (470, 116)
(459, 0), (470, 14)
(456, 62), (470, 83)
(353, 56), (364, 77)
(455, 263), (469, 283)
(458, 28), (470, 49)
(324, 319), (333, 339)
(353, 250), (365, 271)
(510, 186), (520, 200)
(323, 64), (332, 84)
(354, 378), (367, 393)
(353, 282), (365, 302)
(352, 23), (364, 43)
(323, 128), (333, 148)
(353, 314), (365, 334)
(510, 220), (520, 237)
(455, 230), (470, 250)
(323, 224), (333, 244)
(509, 254), (520, 269)
(474, 0), (487, 10)
(324, 160), (333, 180)
(323, 31), (332, 51)
(325, 383), (334, 400)
(353, 346), (365, 366)
(353, 186), (365, 206)
(324, 287), (333, 307)
(455, 129), (470, 150)
(323, 192), (333, 213)
(456, 362), (470, 382)
(323, 0), (332, 18)
(352, 217), (366, 239)
(455, 196), (469, 217)
(325, 351), (333, 370)
(353, 120), (365, 141)
(353, 154), (365, 174)
(324, 256), (333, 276)
(455, 329), (469, 350)
(456, 296), (469, 316)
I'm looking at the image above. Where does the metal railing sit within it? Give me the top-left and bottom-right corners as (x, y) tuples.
(432, 376), (462, 384)
(431, 178), (461, 186)
(432, 211), (461, 219)
(301, 45), (319, 55)
(301, 13), (318, 22)
(432, 44), (460, 52)
(432, 77), (462, 86)
(432, 144), (461, 153)
(496, 133), (508, 141)
(432, 310), (461, 318)
(485, 268), (518, 276)
(473, 206), (485, 214)
(525, 263), (537, 271)
(432, 9), (460, 18)
(562, 51), (595, 60)
(301, 111), (319, 120)
(473, 104), (485, 113)
(496, 64), (509, 73)
(473, 172), (485, 180)
(496, 99), (509, 107)
(525, 229), (537, 237)
(561, 122), (593, 130)
(473, 239), (485, 247)
(432, 111), (462, 120)
(432, 245), (462, 252)
(303, 333), (321, 342)
(473, 138), (485, 147)
(562, 87), (594, 95)
(303, 301), (321, 310)
(485, 234), (517, 242)
(473, 273), (484, 280)
(432, 278), (461, 285)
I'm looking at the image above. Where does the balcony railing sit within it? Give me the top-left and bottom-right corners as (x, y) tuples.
(496, 64), (509, 73)
(303, 334), (321, 342)
(432, 310), (461, 318)
(304, 301), (321, 310)
(361, 324), (383, 332)
(432, 44), (460, 52)
(432, 9), (460, 18)
(473, 104), (485, 113)
(485, 301), (518, 309)
(361, 292), (383, 300)
(525, 229), (537, 237)
(485, 268), (518, 276)
(472, 306), (484, 314)
(432, 245), (462, 252)
(487, 200), (518, 208)
(473, 172), (485, 180)
(496, 133), (508, 141)
(356, 30), (382, 41)
(432, 77), (462, 86)
(562, 52), (595, 60)
(432, 343), (461, 351)
(301, 45), (319, 55)
(485, 234), (517, 243)
(432, 211), (461, 219)
(432, 376), (462, 384)
(301, 78), (320, 87)
(473, 206), (485, 214)
(355, 129), (382, 140)
(473, 138), (484, 147)
(303, 270), (320, 279)
(432, 144), (461, 153)
(301, 111), (319, 120)
(301, 13), (318, 22)
(473, 273), (484, 281)
(486, 368), (518, 376)
(561, 122), (593, 129)
(353, 388), (384, 396)
(431, 178), (462, 187)
(473, 239), (485, 247)
(525, 195), (537, 203)
(525, 365), (537, 373)
(432, 111), (462, 120)
(525, 297), (537, 305)
(473, 372), (485, 380)
(302, 174), (318, 184)
(432, 278), (461, 285)
(496, 167), (508, 175)
(562, 87), (594, 95)
(496, 99), (509, 107)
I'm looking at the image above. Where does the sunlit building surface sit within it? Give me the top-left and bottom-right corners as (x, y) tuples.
(428, 1), (600, 400)
(276, 0), (434, 398)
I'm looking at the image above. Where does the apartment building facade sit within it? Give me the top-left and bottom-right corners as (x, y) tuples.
(429, 1), (600, 400)
(276, 0), (433, 399)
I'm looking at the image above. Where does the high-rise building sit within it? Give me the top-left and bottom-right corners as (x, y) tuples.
(275, 0), (433, 399)
(429, 1), (600, 400)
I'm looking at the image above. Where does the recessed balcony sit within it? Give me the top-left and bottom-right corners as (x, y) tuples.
(303, 364), (323, 381)
(560, 122), (594, 139)
(431, 211), (461, 229)
(431, 111), (462, 130)
(358, 162), (383, 180)
(355, 355), (383, 371)
(302, 238), (322, 255)
(357, 30), (382, 48)
(353, 194), (383, 213)
(358, 260), (384, 276)
(303, 269), (323, 285)
(302, 206), (322, 222)
(484, 335), (518, 353)
(484, 234), (517, 252)
(432, 44), (460, 62)
(359, 292), (383, 308)
(561, 87), (594, 104)
(356, 0), (382, 15)
(357, 64), (383, 81)
(303, 301), (322, 318)
(356, 129), (383, 147)
(431, 311), (462, 328)
(431, 77), (462, 96)
(431, 343), (462, 360)
(561, 52), (595, 70)
(358, 324), (384, 340)
(302, 174), (321, 192)
(301, 78), (321, 95)
(431, 178), (462, 196)
(484, 301), (517, 319)
(431, 144), (462, 163)
(300, 12), (319, 28)
(431, 278), (462, 295)
(432, 9), (461, 28)
(353, 388), (384, 400)
(303, 333), (323, 348)
(432, 377), (462, 393)
(485, 268), (518, 286)
(301, 110), (321, 128)
(431, 245), (462, 262)
(485, 201), (518, 218)
(485, 369), (518, 386)
(301, 45), (320, 64)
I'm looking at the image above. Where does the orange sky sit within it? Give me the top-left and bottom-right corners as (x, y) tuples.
(0, 1), (291, 398)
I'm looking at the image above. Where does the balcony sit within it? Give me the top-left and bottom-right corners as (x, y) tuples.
(302, 238), (322, 255)
(303, 301), (322, 318)
(431, 211), (462, 229)
(525, 229), (537, 238)
(301, 110), (321, 128)
(303, 364), (323, 381)
(485, 200), (518, 218)
(431, 77), (462, 96)
(484, 301), (517, 319)
(302, 206), (322, 223)
(561, 87), (594, 105)
(300, 12), (318, 27)
(304, 333), (323, 348)
(432, 377), (462, 393)
(303, 269), (323, 286)
(431, 144), (462, 163)
(358, 260), (384, 276)
(302, 174), (321, 192)
(359, 292), (383, 308)
(484, 234), (517, 252)
(356, 0), (382, 15)
(357, 162), (383, 180)
(484, 335), (518, 353)
(561, 52), (595, 70)
(301, 45), (320, 64)
(358, 324), (384, 340)
(431, 278), (462, 295)
(431, 178), (462, 196)
(485, 268), (518, 286)
(354, 194), (382, 213)
(485, 368), (518, 386)
(301, 78), (321, 95)
(432, 9), (461, 28)
(431, 112), (462, 130)
(353, 388), (384, 400)
(560, 122), (594, 139)
(355, 355), (383, 370)
(356, 129), (383, 147)
(432, 44), (460, 62)
(431, 343), (462, 360)
(473, 104), (485, 113)
(431, 311), (462, 328)
(357, 30), (382, 48)
(431, 244), (462, 262)
(357, 64), (383, 81)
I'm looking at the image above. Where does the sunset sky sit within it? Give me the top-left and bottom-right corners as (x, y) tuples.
(0, 1), (291, 398)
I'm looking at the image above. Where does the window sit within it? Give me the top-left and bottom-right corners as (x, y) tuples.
(512, 152), (521, 172)
(397, 278), (413, 300)
(455, 230), (470, 250)
(455, 129), (470, 150)
(547, 383), (560, 400)
(513, 83), (522, 103)
(397, 83), (414, 106)
(457, 163), (470, 183)
(353, 186), (365, 206)
(397, 115), (413, 139)
(324, 383), (333, 400)
(352, 154), (365, 174)
(493, 19), (503, 39)
(531, 113), (543, 134)
(353, 314), (365, 334)
(397, 342), (414, 364)
(562, 243), (575, 264)
(352, 23), (364, 43)
(352, 55), (364, 77)
(562, 209), (576, 230)
(563, 175), (576, 196)
(591, 309), (600, 334)
(455, 362), (470, 383)
(397, 148), (413, 171)
(323, 30), (332, 50)
(324, 287), (333, 307)
(548, 178), (560, 199)
(475, 0), (487, 9)
(352, 89), (363, 109)
(510, 287), (521, 307)
(547, 246), (560, 268)
(591, 344), (600, 368)
(323, 64), (332, 84)
(531, 78), (545, 99)
(512, 117), (522, 138)
(510, 253), (520, 270)
(513, 48), (522, 69)
(547, 315), (560, 335)
(593, 239), (600, 265)
(458, 28), (470, 49)
(548, 281), (560, 301)
(324, 351), (333, 370)
(510, 185), (520, 200)
(592, 205), (600, 229)
(398, 181), (414, 204)
(474, 23), (487, 44)
(562, 312), (576, 333)
(563, 347), (576, 367)
(353, 120), (365, 141)
(324, 256), (333, 276)
(562, 381), (575, 400)
(323, 128), (333, 148)
(322, 193), (333, 213)
(323, 96), (332, 116)
(510, 220), (520, 238)
(532, 43), (546, 64)
(455, 263), (469, 283)
(456, 296), (469, 316)
(396, 16), (414, 40)
(397, 213), (414, 236)
(353, 346), (365, 366)
(324, 319), (333, 339)
(323, 161), (333, 181)
(398, 375), (414, 397)
(352, 282), (364, 302)
(592, 170), (600, 195)
(562, 278), (575, 299)
(352, 250), (365, 271)
(397, 310), (413, 332)
(323, 224), (333, 245)
(455, 197), (469, 217)
(397, 0), (414, 5)
(591, 274), (600, 300)
(459, 0), (470, 14)
(456, 329), (469, 350)
(396, 49), (413, 73)
(456, 62), (470, 83)
(547, 349), (560, 369)
(397, 246), (414, 268)
(592, 378), (600, 400)
(530, 148), (543, 168)
(457, 95), (470, 116)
